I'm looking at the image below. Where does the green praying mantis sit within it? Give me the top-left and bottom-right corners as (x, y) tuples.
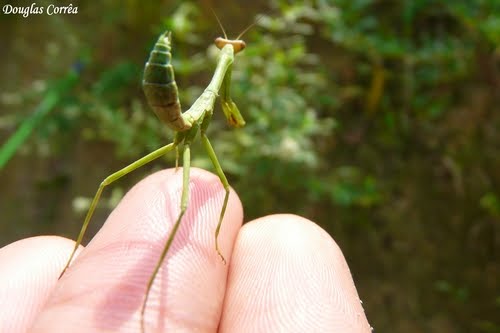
(58, 13), (260, 333)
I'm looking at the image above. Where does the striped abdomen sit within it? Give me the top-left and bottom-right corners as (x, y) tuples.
(143, 31), (190, 131)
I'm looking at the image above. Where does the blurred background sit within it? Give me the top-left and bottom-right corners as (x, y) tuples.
(1, 0), (499, 332)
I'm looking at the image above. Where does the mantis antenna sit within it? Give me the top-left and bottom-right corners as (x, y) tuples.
(211, 7), (228, 39)
(211, 8), (267, 40)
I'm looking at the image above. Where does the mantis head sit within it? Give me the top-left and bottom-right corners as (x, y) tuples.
(212, 9), (264, 54)
(215, 37), (246, 54)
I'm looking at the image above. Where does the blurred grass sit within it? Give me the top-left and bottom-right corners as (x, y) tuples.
(0, 0), (499, 332)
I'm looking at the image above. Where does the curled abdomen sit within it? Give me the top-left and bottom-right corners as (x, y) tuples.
(142, 31), (190, 131)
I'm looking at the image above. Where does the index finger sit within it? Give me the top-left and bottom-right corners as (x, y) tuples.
(32, 167), (243, 333)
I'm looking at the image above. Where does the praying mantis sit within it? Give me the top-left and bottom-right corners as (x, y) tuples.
(58, 13), (258, 333)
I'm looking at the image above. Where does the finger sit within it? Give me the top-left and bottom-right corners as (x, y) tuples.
(220, 214), (372, 333)
(31, 168), (243, 333)
(0, 236), (78, 333)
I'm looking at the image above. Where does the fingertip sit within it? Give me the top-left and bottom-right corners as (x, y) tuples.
(0, 236), (81, 333)
(222, 214), (371, 332)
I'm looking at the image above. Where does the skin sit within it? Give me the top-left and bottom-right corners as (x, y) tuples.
(0, 168), (371, 333)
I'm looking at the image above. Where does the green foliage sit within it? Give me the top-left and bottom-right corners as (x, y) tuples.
(480, 192), (500, 217)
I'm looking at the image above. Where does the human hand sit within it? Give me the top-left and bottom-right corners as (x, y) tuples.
(0, 168), (371, 332)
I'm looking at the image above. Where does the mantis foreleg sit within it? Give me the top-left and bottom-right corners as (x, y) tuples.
(220, 63), (245, 127)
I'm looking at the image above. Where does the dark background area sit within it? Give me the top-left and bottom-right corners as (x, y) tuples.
(1, 0), (499, 332)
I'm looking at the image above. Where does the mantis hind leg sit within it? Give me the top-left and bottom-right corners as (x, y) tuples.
(58, 142), (177, 279)
(140, 143), (191, 333)
(200, 132), (230, 265)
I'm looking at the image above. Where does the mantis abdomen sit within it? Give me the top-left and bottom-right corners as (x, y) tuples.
(142, 31), (191, 131)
